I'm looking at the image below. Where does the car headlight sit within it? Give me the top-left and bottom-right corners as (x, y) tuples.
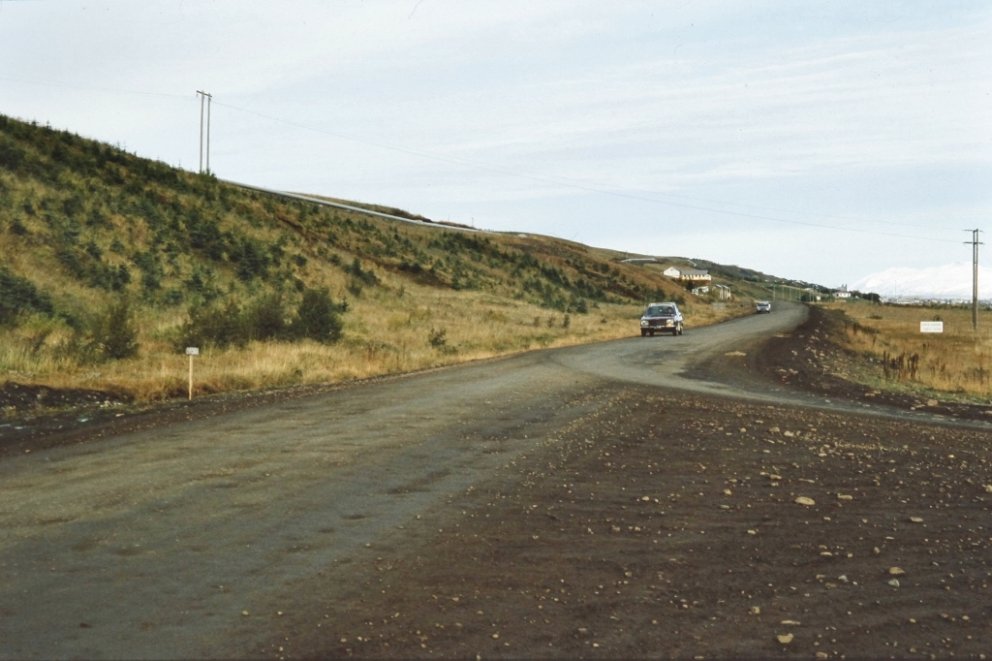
(640, 319), (648, 327)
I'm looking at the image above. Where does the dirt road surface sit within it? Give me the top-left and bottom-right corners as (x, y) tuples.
(1, 303), (990, 659)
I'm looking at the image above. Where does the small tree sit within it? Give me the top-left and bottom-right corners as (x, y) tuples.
(290, 288), (344, 344)
(428, 327), (448, 349)
(179, 299), (245, 349)
(244, 291), (288, 342)
(91, 296), (139, 360)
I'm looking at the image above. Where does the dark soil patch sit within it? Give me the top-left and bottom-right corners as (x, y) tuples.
(0, 380), (131, 411)
(259, 386), (992, 659)
(751, 306), (992, 422)
(0, 381), (334, 458)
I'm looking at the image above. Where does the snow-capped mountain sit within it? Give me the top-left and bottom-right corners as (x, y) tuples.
(851, 262), (992, 301)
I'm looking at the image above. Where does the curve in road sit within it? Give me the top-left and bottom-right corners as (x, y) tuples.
(0, 302), (984, 658)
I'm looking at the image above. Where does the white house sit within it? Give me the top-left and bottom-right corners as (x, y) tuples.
(664, 266), (712, 283)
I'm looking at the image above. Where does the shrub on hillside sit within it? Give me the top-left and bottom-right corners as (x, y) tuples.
(345, 258), (380, 298)
(0, 267), (54, 325)
(347, 257), (379, 285)
(428, 327), (448, 350)
(244, 292), (288, 342)
(179, 300), (247, 350)
(289, 288), (345, 344)
(234, 236), (272, 282)
(88, 296), (139, 361)
(133, 251), (163, 292)
(177, 288), (346, 349)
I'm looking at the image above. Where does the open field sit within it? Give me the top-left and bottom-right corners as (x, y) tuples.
(825, 301), (992, 400)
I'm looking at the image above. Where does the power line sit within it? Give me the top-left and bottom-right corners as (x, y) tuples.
(1, 75), (971, 246)
(213, 99), (962, 245)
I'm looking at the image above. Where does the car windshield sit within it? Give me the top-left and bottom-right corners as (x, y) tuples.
(646, 305), (674, 316)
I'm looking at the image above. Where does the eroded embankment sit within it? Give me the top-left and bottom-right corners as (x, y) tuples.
(749, 306), (992, 423)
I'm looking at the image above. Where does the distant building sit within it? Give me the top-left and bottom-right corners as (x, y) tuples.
(664, 266), (712, 283)
(690, 283), (732, 299)
(834, 285), (852, 299)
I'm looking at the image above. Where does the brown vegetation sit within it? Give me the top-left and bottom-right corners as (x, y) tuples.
(828, 300), (992, 399)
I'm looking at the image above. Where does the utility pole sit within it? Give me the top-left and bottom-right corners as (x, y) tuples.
(206, 91), (212, 173)
(196, 90), (212, 174)
(965, 229), (982, 331)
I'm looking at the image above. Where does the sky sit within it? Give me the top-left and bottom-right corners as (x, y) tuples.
(2, 0), (990, 288)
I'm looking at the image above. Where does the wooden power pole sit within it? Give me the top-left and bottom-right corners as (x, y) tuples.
(196, 90), (212, 174)
(965, 229), (982, 331)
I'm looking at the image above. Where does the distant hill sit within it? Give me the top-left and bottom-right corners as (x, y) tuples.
(0, 115), (673, 321)
(0, 114), (775, 404)
(852, 263), (992, 302)
(690, 258), (829, 292)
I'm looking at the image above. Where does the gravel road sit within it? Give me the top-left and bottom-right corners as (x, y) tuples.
(1, 303), (989, 659)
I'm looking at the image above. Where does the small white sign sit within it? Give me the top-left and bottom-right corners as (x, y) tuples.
(920, 321), (944, 334)
(186, 347), (200, 356)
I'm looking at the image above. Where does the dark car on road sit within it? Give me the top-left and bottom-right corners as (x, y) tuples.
(639, 302), (684, 336)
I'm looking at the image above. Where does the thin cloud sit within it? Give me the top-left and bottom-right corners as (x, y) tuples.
(1, 0), (988, 283)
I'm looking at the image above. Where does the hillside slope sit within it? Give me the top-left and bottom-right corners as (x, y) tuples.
(0, 115), (760, 411)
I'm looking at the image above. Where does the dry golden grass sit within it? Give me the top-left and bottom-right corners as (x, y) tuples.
(827, 300), (992, 398)
(1, 280), (752, 406)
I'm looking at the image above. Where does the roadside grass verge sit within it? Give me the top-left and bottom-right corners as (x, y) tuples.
(826, 300), (992, 399)
(1, 282), (753, 410)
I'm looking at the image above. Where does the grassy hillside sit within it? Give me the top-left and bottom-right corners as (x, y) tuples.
(0, 115), (757, 412)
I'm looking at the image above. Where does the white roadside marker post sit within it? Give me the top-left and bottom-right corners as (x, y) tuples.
(186, 347), (199, 400)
